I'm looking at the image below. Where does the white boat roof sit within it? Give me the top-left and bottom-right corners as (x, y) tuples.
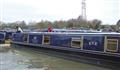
(23, 32), (120, 35)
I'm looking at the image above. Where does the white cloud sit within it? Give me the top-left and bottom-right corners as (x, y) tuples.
(86, 0), (119, 24)
(1, 0), (119, 24)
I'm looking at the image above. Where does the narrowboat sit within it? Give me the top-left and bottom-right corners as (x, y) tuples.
(0, 30), (14, 43)
(0, 32), (6, 43)
(11, 31), (120, 61)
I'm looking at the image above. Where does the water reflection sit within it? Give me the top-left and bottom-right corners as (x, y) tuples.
(0, 45), (114, 70)
(0, 45), (10, 53)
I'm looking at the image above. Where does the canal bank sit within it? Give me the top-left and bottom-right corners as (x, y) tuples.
(0, 44), (119, 70)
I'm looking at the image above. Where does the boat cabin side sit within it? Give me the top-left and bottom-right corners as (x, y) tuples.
(0, 32), (6, 43)
(12, 32), (120, 54)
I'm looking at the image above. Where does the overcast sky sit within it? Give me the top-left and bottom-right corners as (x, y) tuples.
(0, 0), (120, 24)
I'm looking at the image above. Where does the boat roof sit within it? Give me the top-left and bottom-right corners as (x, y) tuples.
(21, 32), (120, 35)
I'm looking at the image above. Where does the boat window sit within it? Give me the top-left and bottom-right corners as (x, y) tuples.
(71, 37), (81, 48)
(106, 39), (118, 52)
(43, 35), (50, 45)
(23, 34), (28, 43)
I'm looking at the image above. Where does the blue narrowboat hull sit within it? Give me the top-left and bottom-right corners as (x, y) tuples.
(0, 31), (13, 43)
(0, 32), (6, 43)
(11, 32), (120, 61)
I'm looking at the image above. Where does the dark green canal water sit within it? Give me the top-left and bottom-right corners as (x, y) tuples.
(0, 44), (115, 70)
